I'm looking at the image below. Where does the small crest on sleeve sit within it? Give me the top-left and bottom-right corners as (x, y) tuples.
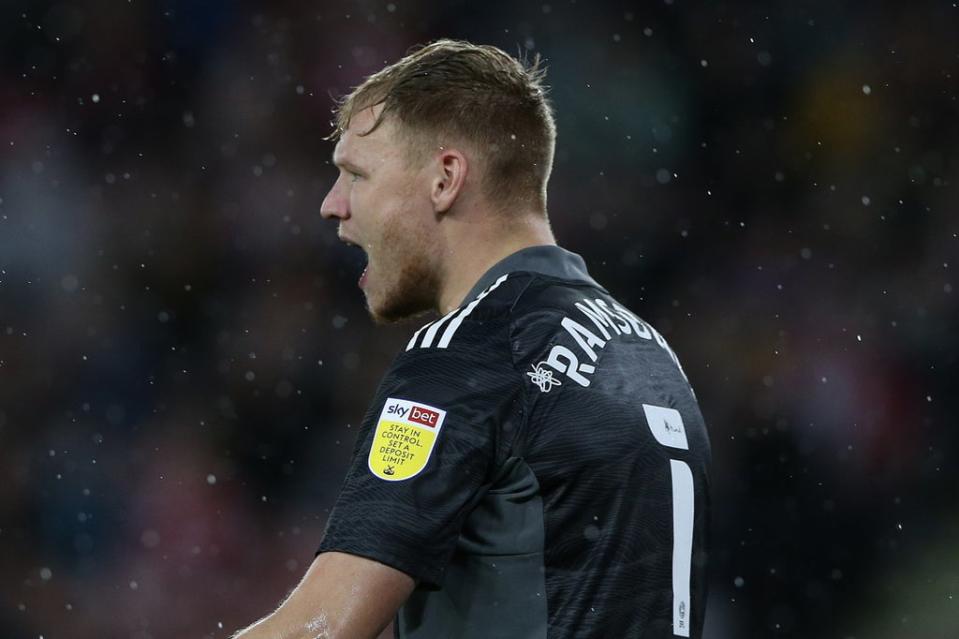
(368, 398), (447, 481)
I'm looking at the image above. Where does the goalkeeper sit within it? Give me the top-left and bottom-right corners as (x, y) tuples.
(233, 39), (711, 639)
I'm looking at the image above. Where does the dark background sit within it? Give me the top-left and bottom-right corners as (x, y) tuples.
(1, 1), (956, 637)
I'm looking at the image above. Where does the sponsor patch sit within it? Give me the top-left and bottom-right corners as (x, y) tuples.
(642, 403), (689, 450)
(368, 398), (447, 481)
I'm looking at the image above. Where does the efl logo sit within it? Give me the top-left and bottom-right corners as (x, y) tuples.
(409, 405), (440, 428)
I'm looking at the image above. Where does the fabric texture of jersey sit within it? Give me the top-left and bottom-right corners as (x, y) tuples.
(318, 246), (711, 638)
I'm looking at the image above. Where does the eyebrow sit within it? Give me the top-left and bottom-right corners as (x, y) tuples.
(332, 155), (366, 174)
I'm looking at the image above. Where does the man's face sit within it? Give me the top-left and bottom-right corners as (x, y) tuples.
(321, 106), (440, 323)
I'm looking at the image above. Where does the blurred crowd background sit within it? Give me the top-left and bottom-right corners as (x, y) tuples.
(1, 1), (956, 637)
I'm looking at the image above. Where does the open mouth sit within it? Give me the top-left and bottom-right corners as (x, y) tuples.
(341, 237), (369, 289)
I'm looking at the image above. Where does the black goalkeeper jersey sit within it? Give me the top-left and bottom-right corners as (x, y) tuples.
(318, 245), (711, 638)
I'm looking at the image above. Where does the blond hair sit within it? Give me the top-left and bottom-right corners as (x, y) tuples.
(330, 39), (556, 212)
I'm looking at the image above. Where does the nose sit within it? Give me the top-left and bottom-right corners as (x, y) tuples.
(320, 175), (350, 221)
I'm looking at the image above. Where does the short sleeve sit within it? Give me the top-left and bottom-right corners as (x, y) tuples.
(317, 340), (524, 587)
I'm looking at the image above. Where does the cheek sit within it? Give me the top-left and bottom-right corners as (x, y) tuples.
(385, 164), (429, 204)
(365, 171), (432, 251)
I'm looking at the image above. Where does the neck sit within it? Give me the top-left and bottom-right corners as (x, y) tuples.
(436, 213), (556, 314)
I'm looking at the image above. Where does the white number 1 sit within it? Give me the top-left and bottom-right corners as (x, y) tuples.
(643, 404), (695, 638)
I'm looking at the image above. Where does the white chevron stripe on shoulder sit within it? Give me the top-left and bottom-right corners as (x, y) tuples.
(436, 274), (510, 349)
(406, 319), (435, 351)
(419, 306), (461, 349)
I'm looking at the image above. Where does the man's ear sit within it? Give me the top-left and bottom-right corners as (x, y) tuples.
(430, 148), (468, 214)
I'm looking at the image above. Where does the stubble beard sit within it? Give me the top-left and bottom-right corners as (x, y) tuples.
(365, 213), (440, 324)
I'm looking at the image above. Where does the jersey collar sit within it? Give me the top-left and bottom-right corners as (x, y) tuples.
(461, 245), (604, 305)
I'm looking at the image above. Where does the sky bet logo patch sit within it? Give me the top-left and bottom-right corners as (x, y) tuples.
(368, 398), (447, 481)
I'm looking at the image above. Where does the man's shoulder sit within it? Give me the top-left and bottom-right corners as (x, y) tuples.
(401, 270), (605, 359)
(401, 272), (530, 357)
